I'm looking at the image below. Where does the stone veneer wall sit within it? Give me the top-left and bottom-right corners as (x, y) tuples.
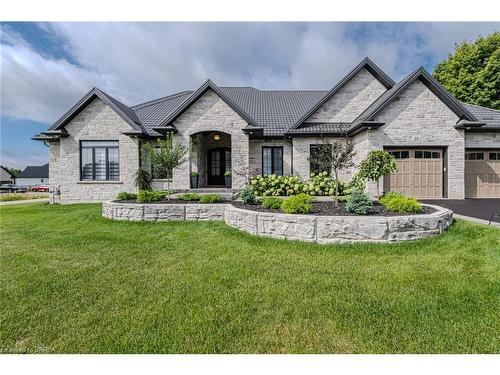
(368, 80), (465, 199)
(49, 98), (140, 204)
(103, 201), (453, 243)
(465, 132), (500, 148)
(169, 89), (250, 190)
(306, 68), (387, 123)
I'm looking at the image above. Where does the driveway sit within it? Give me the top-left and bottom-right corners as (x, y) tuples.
(422, 199), (500, 224)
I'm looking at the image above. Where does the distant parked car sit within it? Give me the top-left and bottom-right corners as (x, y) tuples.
(32, 185), (49, 192)
(0, 184), (27, 193)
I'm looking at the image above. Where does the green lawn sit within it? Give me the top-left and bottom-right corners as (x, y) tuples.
(1, 203), (499, 353)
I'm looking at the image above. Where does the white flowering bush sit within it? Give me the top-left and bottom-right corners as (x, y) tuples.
(249, 172), (345, 197)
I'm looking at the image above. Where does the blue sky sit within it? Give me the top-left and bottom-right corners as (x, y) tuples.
(1, 22), (498, 169)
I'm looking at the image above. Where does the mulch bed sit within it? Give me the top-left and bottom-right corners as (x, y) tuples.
(232, 201), (436, 216)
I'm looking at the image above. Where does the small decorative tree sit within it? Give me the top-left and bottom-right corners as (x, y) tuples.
(134, 169), (152, 191)
(142, 132), (187, 200)
(308, 136), (356, 206)
(358, 150), (397, 199)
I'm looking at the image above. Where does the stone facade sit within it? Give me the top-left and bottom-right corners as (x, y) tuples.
(48, 98), (140, 204)
(369, 80), (465, 199)
(170, 89), (250, 190)
(103, 201), (454, 243)
(306, 68), (386, 123)
(465, 132), (499, 148)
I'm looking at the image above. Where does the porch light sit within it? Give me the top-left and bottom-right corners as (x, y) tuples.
(213, 133), (221, 141)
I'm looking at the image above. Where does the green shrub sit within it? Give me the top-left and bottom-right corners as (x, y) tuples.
(281, 194), (312, 214)
(344, 172), (366, 195)
(176, 193), (200, 201)
(345, 190), (373, 215)
(240, 186), (257, 204)
(200, 194), (221, 203)
(136, 190), (166, 203)
(116, 192), (137, 201)
(380, 193), (422, 213)
(261, 196), (282, 209)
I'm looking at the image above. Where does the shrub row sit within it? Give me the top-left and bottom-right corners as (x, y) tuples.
(380, 192), (422, 213)
(116, 191), (221, 204)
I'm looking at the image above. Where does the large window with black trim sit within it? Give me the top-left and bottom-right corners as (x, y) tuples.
(262, 146), (283, 175)
(80, 141), (119, 181)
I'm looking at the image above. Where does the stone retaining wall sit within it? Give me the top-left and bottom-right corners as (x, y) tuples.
(103, 201), (453, 243)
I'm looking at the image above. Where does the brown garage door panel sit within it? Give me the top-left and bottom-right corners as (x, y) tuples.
(465, 150), (500, 198)
(385, 149), (443, 199)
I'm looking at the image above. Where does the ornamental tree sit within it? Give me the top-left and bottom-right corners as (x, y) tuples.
(358, 150), (397, 199)
(308, 136), (356, 206)
(142, 132), (187, 200)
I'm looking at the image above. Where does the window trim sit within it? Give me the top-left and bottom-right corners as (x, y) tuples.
(80, 140), (119, 181)
(262, 146), (284, 176)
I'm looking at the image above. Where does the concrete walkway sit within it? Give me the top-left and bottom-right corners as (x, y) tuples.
(0, 198), (48, 206)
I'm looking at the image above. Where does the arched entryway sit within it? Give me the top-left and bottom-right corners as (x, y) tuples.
(190, 131), (231, 188)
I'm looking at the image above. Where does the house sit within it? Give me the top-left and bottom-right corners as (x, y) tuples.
(16, 164), (49, 187)
(0, 166), (16, 184)
(33, 57), (500, 204)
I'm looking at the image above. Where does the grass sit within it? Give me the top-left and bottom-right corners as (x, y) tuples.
(0, 203), (499, 354)
(0, 193), (48, 202)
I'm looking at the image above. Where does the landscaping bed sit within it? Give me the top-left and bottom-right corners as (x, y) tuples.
(232, 201), (436, 216)
(114, 198), (228, 204)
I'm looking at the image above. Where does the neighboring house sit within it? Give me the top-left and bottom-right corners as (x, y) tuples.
(16, 164), (49, 187)
(33, 57), (500, 204)
(0, 166), (16, 184)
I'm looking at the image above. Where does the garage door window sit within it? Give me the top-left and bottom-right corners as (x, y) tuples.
(415, 151), (440, 159)
(489, 152), (500, 160)
(465, 152), (484, 160)
(389, 151), (409, 159)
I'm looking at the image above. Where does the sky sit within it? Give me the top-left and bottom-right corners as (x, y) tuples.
(1, 22), (499, 170)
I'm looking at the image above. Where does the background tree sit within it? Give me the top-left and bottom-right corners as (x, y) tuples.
(142, 132), (187, 200)
(6, 167), (21, 177)
(358, 150), (397, 199)
(308, 136), (356, 205)
(433, 31), (500, 110)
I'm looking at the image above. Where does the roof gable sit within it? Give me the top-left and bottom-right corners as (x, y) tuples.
(18, 164), (49, 178)
(159, 80), (260, 129)
(349, 67), (478, 134)
(49, 88), (144, 134)
(289, 57), (395, 131)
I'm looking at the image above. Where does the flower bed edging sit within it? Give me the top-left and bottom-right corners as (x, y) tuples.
(102, 201), (453, 243)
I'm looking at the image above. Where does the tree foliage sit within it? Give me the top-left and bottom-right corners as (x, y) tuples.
(307, 136), (356, 205)
(142, 133), (187, 199)
(433, 31), (500, 110)
(358, 150), (397, 199)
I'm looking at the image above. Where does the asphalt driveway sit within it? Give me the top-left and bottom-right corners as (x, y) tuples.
(422, 199), (500, 223)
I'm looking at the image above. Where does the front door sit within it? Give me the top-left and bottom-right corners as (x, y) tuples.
(207, 148), (231, 185)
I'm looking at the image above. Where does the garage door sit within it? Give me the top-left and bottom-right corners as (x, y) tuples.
(384, 149), (443, 199)
(465, 150), (500, 198)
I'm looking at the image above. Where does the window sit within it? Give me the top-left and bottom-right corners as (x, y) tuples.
(489, 152), (500, 160)
(389, 151), (409, 159)
(465, 152), (484, 161)
(310, 144), (333, 174)
(262, 147), (283, 175)
(415, 150), (440, 159)
(80, 141), (119, 181)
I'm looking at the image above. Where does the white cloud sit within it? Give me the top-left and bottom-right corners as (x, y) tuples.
(1, 22), (499, 126)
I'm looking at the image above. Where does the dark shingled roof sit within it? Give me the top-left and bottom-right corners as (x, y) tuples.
(461, 103), (500, 129)
(18, 164), (49, 178)
(40, 58), (500, 140)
